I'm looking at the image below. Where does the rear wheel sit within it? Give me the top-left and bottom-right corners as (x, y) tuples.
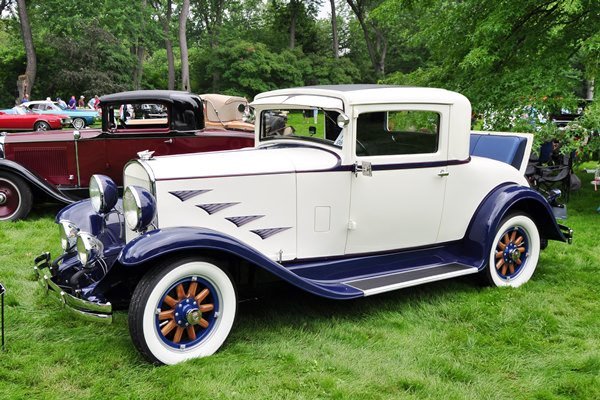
(72, 117), (85, 130)
(0, 171), (33, 221)
(483, 214), (540, 287)
(128, 257), (237, 365)
(34, 121), (50, 131)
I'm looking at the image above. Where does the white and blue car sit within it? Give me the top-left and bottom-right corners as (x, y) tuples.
(21, 100), (98, 129)
(35, 85), (572, 365)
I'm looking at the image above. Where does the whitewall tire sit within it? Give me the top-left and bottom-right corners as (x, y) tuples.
(128, 257), (236, 365)
(485, 214), (540, 288)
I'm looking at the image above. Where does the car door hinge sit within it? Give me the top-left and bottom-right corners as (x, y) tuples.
(354, 161), (372, 177)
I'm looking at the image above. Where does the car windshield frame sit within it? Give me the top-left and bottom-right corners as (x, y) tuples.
(259, 106), (344, 149)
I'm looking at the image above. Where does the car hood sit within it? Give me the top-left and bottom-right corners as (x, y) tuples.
(145, 144), (342, 181)
(2, 129), (102, 144)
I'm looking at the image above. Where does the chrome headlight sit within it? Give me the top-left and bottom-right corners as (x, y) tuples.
(89, 175), (118, 214)
(62, 117), (72, 125)
(76, 232), (104, 266)
(123, 185), (156, 232)
(59, 220), (79, 251)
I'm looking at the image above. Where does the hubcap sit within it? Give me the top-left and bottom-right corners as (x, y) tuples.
(495, 228), (528, 278)
(0, 179), (20, 219)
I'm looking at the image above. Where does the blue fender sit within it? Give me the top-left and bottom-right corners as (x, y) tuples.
(0, 158), (74, 203)
(57, 199), (123, 242)
(463, 183), (568, 270)
(117, 227), (363, 299)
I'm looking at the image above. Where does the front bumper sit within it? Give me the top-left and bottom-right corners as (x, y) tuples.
(34, 252), (113, 323)
(558, 223), (573, 244)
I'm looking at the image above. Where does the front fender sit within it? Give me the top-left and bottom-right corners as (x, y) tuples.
(116, 227), (362, 299)
(0, 158), (74, 203)
(464, 183), (569, 270)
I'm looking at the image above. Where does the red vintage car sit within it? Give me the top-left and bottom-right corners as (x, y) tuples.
(0, 106), (70, 131)
(0, 90), (254, 220)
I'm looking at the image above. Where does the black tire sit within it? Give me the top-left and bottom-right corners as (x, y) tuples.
(72, 117), (85, 130)
(128, 256), (237, 365)
(34, 121), (50, 131)
(480, 213), (540, 287)
(0, 171), (33, 221)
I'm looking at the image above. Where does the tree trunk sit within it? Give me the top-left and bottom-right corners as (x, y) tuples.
(164, 0), (175, 90)
(179, 0), (190, 91)
(133, 45), (145, 89)
(288, 0), (299, 50)
(132, 0), (147, 90)
(346, 0), (386, 78)
(330, 0), (339, 58)
(16, 0), (36, 98)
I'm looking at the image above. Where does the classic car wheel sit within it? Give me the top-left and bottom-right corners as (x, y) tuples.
(128, 257), (236, 365)
(484, 214), (540, 287)
(34, 121), (50, 131)
(72, 118), (85, 130)
(0, 171), (33, 221)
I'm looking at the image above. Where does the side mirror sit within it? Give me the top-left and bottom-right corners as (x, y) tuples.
(73, 130), (81, 140)
(337, 113), (350, 128)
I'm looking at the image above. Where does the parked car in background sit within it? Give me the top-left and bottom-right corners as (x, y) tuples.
(0, 106), (70, 132)
(35, 85), (571, 365)
(21, 100), (99, 130)
(201, 93), (254, 132)
(0, 90), (254, 221)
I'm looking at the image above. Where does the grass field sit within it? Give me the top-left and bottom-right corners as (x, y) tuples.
(0, 170), (599, 399)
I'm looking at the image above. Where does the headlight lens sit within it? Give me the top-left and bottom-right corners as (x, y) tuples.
(59, 220), (79, 251)
(76, 232), (104, 266)
(123, 185), (156, 232)
(89, 174), (118, 214)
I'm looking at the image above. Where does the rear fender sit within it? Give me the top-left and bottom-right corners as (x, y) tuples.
(0, 159), (74, 203)
(463, 183), (568, 270)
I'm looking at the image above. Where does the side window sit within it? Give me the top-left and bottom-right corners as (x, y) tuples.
(356, 110), (440, 156)
(105, 103), (169, 133)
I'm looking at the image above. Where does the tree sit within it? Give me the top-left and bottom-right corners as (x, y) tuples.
(179, 0), (190, 91)
(16, 0), (36, 99)
(329, 0), (339, 58)
(346, 0), (386, 78)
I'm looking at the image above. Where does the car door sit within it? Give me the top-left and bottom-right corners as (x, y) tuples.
(345, 104), (450, 255)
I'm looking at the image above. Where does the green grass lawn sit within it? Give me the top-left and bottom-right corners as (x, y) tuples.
(0, 172), (599, 399)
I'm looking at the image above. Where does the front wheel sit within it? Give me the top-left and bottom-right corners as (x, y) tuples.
(483, 214), (540, 287)
(72, 117), (86, 130)
(34, 121), (50, 131)
(0, 171), (33, 221)
(128, 257), (237, 365)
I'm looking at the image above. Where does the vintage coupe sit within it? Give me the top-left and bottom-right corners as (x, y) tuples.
(35, 85), (572, 365)
(0, 106), (70, 132)
(0, 90), (254, 221)
(21, 100), (99, 130)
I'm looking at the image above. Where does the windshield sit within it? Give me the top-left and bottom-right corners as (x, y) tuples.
(11, 106), (32, 115)
(259, 108), (343, 148)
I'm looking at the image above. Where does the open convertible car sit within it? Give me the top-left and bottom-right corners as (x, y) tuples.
(35, 85), (572, 365)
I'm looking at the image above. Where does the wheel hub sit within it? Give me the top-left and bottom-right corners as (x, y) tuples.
(503, 243), (521, 264)
(174, 298), (200, 327)
(0, 192), (6, 205)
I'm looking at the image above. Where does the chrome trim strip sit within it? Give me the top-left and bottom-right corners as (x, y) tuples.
(347, 266), (479, 297)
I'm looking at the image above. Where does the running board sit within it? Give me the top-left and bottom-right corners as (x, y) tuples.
(345, 264), (478, 296)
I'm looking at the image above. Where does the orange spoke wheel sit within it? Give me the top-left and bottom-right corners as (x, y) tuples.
(155, 276), (218, 349)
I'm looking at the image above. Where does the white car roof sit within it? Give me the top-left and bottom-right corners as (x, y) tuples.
(252, 85), (469, 109)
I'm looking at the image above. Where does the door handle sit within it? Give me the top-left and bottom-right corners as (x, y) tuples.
(164, 138), (173, 144)
(438, 169), (449, 177)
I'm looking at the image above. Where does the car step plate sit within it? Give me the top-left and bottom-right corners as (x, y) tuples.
(345, 263), (478, 296)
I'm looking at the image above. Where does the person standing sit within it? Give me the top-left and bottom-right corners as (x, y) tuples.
(21, 94), (29, 103)
(68, 95), (77, 110)
(78, 95), (85, 108)
(56, 97), (68, 109)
